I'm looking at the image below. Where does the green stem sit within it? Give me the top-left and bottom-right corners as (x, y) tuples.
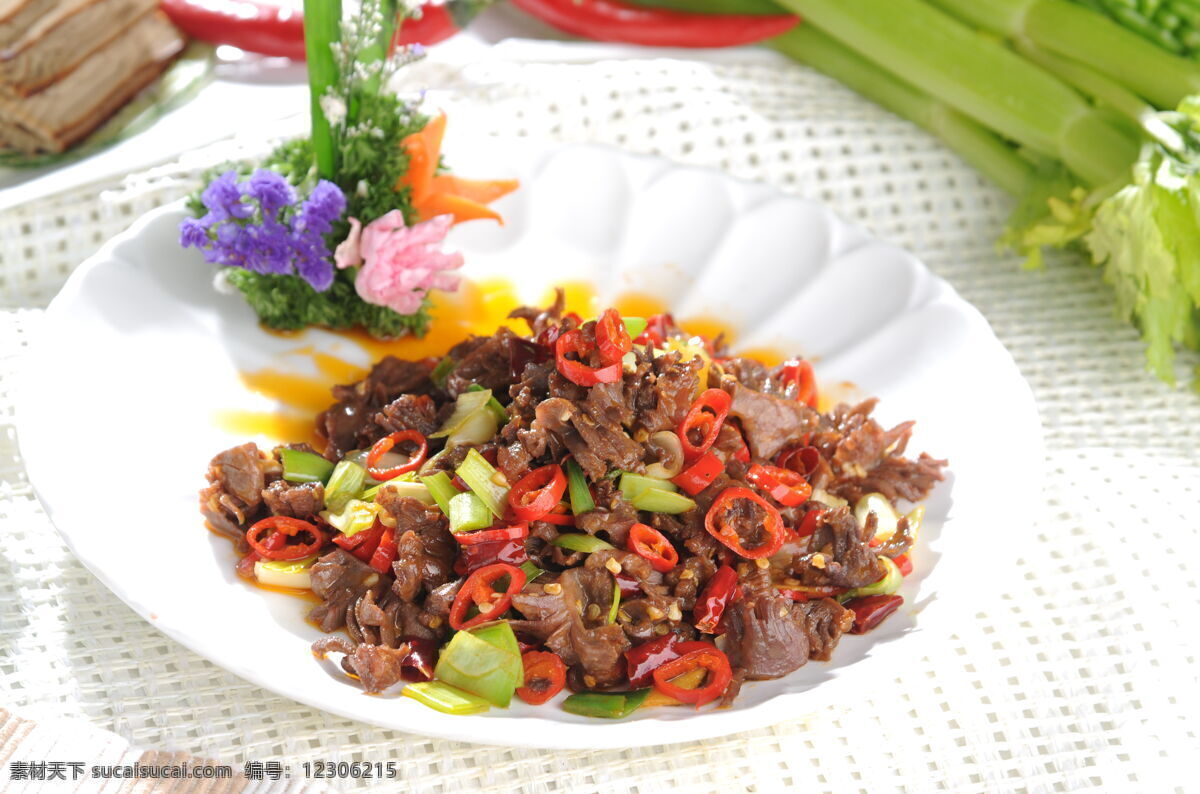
(304, 0), (342, 179)
(773, 0), (1137, 186)
(1013, 36), (1154, 127)
(768, 26), (1035, 196)
(929, 0), (1200, 109)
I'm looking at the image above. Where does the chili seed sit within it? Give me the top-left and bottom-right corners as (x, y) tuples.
(654, 623), (670, 635)
(364, 574), (380, 587)
(586, 603), (601, 620)
(812, 554), (827, 569)
(667, 603), (682, 621)
(478, 602), (494, 614)
(544, 582), (562, 595)
(755, 558), (770, 569)
(618, 609), (632, 623)
(584, 674), (597, 688)
(679, 568), (694, 580)
(605, 558), (623, 575)
(427, 616), (442, 629)
(646, 606), (665, 620)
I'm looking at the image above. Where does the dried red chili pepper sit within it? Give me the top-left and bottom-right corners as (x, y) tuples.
(693, 564), (738, 634)
(368, 526), (398, 574)
(795, 506), (826, 539)
(624, 635), (712, 688)
(845, 594), (904, 634)
(515, 651), (567, 705)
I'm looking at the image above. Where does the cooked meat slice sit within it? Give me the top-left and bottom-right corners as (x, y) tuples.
(308, 550), (385, 632)
(719, 375), (819, 461)
(445, 327), (519, 398)
(510, 568), (630, 688)
(664, 555), (717, 612)
(533, 397), (643, 480)
(788, 506), (882, 590)
(318, 356), (432, 460)
(797, 598), (854, 661)
(719, 568), (810, 680)
(261, 479), (324, 519)
(633, 350), (700, 434)
(373, 393), (440, 438)
(376, 493), (455, 602)
(199, 442), (279, 535)
(508, 288), (565, 337)
(574, 480), (639, 547)
(340, 643), (411, 694)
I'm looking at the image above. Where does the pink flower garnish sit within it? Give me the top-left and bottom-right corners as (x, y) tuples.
(353, 210), (463, 315)
(334, 216), (363, 269)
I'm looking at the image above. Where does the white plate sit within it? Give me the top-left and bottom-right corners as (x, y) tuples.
(18, 140), (1041, 749)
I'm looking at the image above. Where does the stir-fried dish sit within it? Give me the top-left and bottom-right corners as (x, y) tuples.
(200, 290), (947, 716)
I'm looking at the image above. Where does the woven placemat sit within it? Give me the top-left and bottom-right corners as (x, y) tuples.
(2, 41), (1198, 792)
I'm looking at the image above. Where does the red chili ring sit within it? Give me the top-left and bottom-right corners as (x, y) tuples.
(366, 429), (428, 481)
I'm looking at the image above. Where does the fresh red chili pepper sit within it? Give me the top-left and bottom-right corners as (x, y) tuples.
(626, 523), (679, 573)
(368, 526), (398, 574)
(795, 506), (825, 539)
(449, 563), (528, 631)
(634, 313), (676, 347)
(704, 487), (785, 559)
(670, 450), (724, 495)
(457, 523), (530, 546)
(893, 554), (913, 577)
(777, 445), (821, 477)
(624, 635), (713, 688)
(246, 516), (325, 561)
(679, 389), (732, 462)
(538, 502), (575, 526)
(510, 0), (798, 48)
(693, 564), (738, 634)
(508, 465), (567, 522)
(595, 308), (633, 365)
(333, 522), (387, 562)
(161, 0), (475, 60)
(555, 329), (622, 387)
(778, 359), (819, 410)
(236, 550), (261, 580)
(366, 429), (428, 481)
(515, 651), (567, 705)
(730, 425), (751, 463)
(845, 594), (904, 634)
(746, 464), (813, 507)
(651, 646), (733, 707)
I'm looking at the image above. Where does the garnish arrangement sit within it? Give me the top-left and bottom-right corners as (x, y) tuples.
(200, 296), (946, 716)
(179, 0), (516, 339)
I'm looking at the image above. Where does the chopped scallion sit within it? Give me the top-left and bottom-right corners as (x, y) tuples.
(324, 460), (366, 514)
(279, 448), (334, 484)
(431, 390), (499, 448)
(566, 459), (595, 515)
(430, 357), (455, 389)
(618, 471), (679, 502)
(467, 383), (508, 424)
(455, 448), (509, 518)
(449, 492), (492, 533)
(519, 561), (545, 582)
(551, 534), (615, 553)
(561, 689), (650, 719)
(321, 499), (381, 537)
(421, 471), (460, 516)
(608, 579), (621, 624)
(630, 488), (697, 514)
(402, 681), (491, 715)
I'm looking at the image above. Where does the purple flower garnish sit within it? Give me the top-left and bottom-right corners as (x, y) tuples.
(181, 169), (346, 293)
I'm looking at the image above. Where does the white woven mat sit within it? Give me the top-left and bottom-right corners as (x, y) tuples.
(2, 40), (1199, 793)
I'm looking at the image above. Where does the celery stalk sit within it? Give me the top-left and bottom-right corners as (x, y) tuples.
(929, 0), (1200, 109)
(279, 448), (335, 485)
(434, 624), (523, 707)
(618, 472), (680, 503)
(769, 27), (1036, 196)
(403, 682), (491, 715)
(775, 0), (1137, 185)
(1013, 38), (1155, 129)
(324, 460), (366, 514)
